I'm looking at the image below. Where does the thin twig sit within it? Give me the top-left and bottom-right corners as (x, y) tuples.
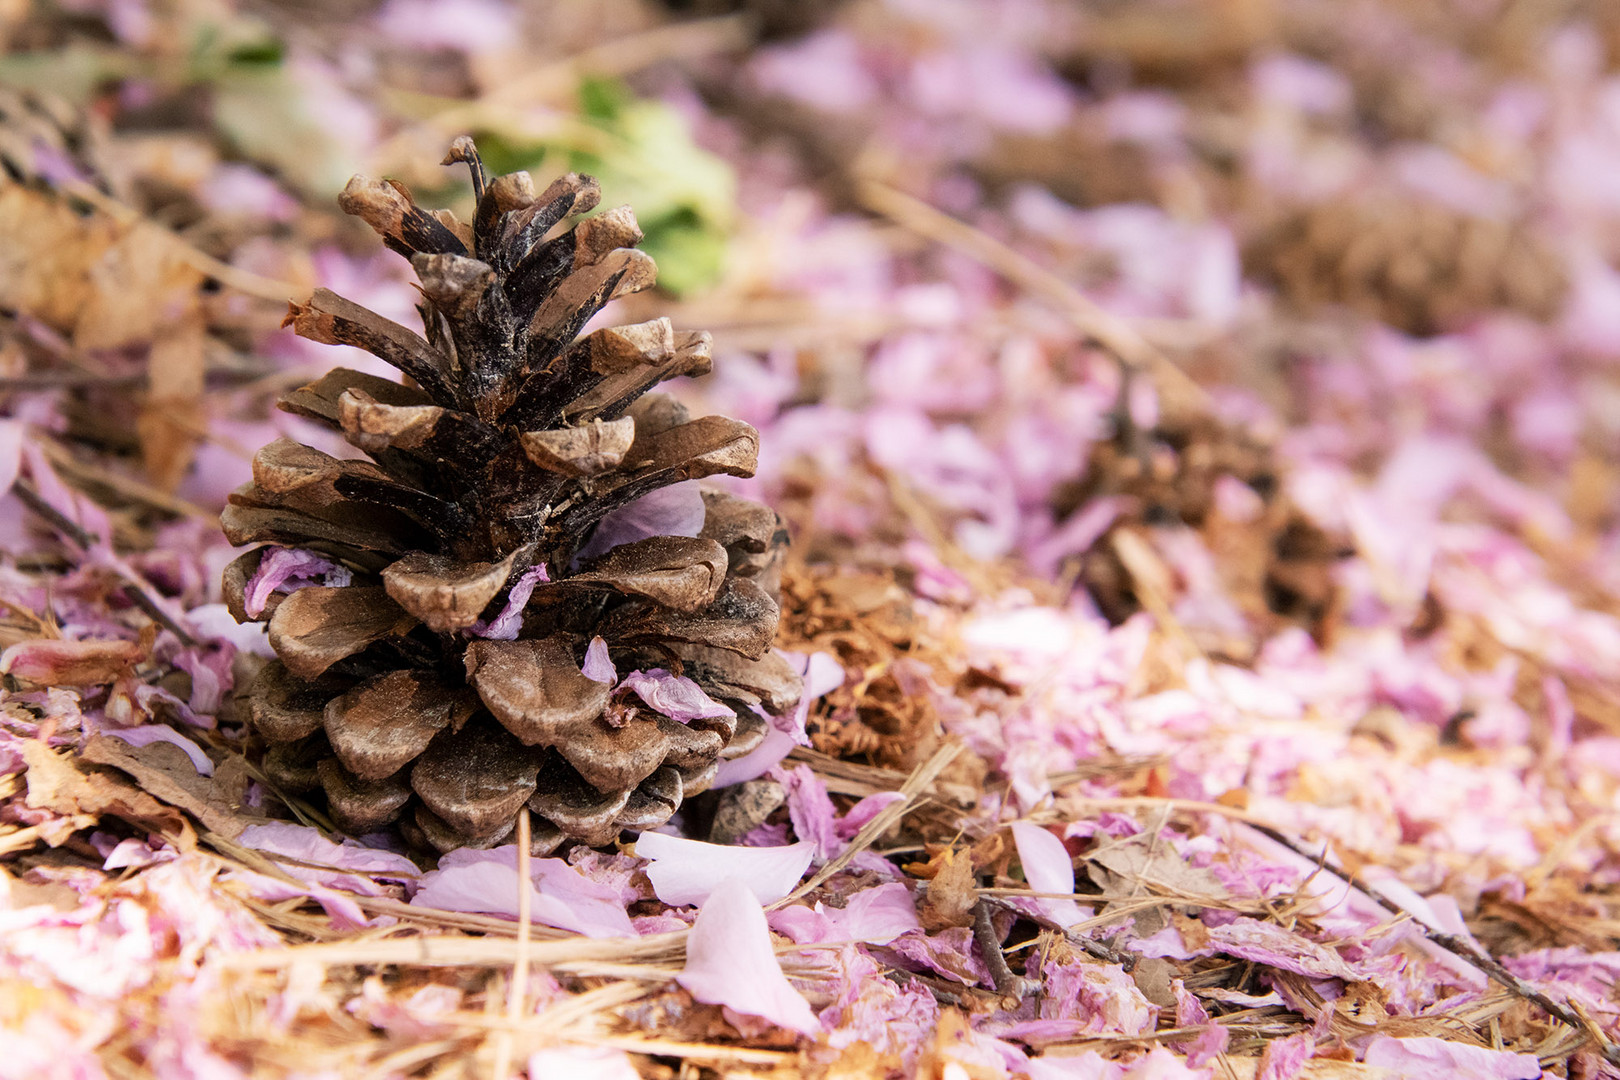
(1240, 821), (1620, 1066)
(855, 178), (1211, 416)
(973, 898), (1033, 1002)
(12, 478), (96, 549)
(11, 477), (199, 645)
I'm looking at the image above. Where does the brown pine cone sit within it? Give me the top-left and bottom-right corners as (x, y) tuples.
(223, 138), (799, 854)
(1056, 405), (1348, 645)
(1244, 195), (1567, 336)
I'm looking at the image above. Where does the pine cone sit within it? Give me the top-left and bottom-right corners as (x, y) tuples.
(1056, 406), (1347, 644)
(223, 138), (799, 854)
(1244, 195), (1567, 336)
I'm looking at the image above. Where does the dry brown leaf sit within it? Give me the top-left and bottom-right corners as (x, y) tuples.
(22, 739), (190, 841)
(80, 734), (247, 840)
(919, 847), (978, 930)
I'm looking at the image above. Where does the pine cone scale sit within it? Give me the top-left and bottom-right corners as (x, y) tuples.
(323, 670), (471, 780)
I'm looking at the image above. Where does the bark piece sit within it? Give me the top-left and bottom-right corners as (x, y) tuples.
(287, 288), (454, 401)
(720, 707), (770, 760)
(249, 659), (348, 744)
(337, 388), (447, 453)
(528, 755), (632, 847)
(412, 803), (515, 853)
(278, 367), (434, 427)
(708, 778), (784, 844)
(262, 733), (329, 795)
(318, 758), (413, 834)
(597, 577), (779, 660)
(520, 416), (635, 476)
(616, 767), (683, 832)
(338, 174), (469, 259)
(553, 713), (673, 793)
(412, 253), (494, 319)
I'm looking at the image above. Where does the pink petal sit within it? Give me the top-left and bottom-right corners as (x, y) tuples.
(573, 481), (705, 564)
(411, 847), (634, 938)
(1011, 822), (1089, 928)
(780, 763), (839, 859)
(104, 725), (215, 777)
(22, 442), (112, 556)
(769, 882), (920, 946)
(712, 726), (798, 787)
(1361, 1036), (1542, 1079)
(228, 869), (380, 931)
(838, 791), (905, 838)
(620, 668), (732, 722)
(677, 877), (818, 1036)
(468, 564), (549, 640)
(0, 420), (21, 499)
(1258, 1032), (1314, 1080)
(635, 832), (814, 906)
(243, 548), (353, 618)
(582, 636), (617, 684)
(526, 1045), (641, 1080)
(237, 822), (419, 896)
(799, 650), (846, 699)
(187, 603), (274, 658)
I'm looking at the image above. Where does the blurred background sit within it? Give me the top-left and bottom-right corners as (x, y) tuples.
(5, 0), (1620, 653)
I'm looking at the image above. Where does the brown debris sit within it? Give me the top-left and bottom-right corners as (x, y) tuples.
(1245, 195), (1568, 336)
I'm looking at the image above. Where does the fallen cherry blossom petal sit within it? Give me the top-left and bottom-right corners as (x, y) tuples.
(634, 832), (814, 906)
(243, 548), (352, 618)
(526, 1044), (641, 1080)
(1361, 1035), (1542, 1079)
(581, 635), (616, 684)
(410, 847), (634, 938)
(237, 822), (419, 896)
(1258, 1032), (1314, 1080)
(619, 668), (732, 722)
(574, 481), (705, 564)
(468, 564), (549, 640)
(1012, 821), (1090, 928)
(712, 725), (798, 787)
(769, 882), (921, 945)
(676, 876), (818, 1036)
(102, 725), (215, 777)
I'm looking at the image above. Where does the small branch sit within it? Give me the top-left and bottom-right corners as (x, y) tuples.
(973, 898), (1034, 1002)
(14, 475), (199, 647)
(13, 478), (97, 549)
(1242, 821), (1620, 1066)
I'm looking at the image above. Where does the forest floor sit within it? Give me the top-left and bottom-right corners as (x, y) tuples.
(2, 1), (1620, 1078)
